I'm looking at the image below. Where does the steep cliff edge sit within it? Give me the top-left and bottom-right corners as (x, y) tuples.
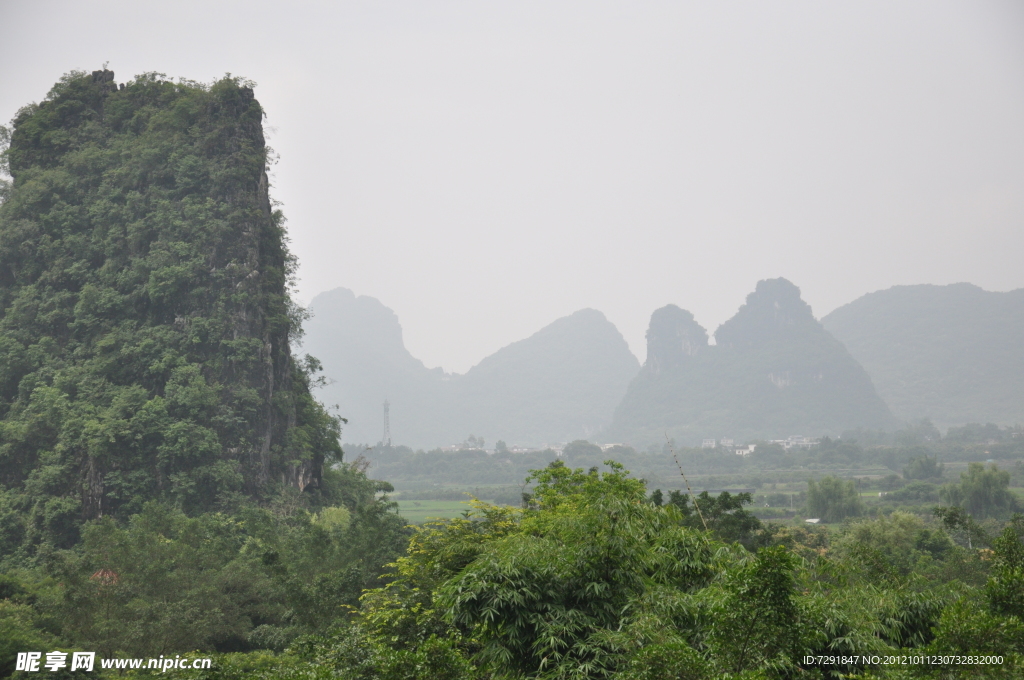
(0, 70), (340, 545)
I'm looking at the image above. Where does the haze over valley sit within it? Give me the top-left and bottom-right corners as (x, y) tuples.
(3, 3), (1024, 676)
(303, 278), (1023, 450)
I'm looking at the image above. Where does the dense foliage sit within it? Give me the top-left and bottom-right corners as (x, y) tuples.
(0, 466), (408, 674)
(2, 69), (1023, 680)
(940, 463), (1021, 519)
(222, 460), (1022, 680)
(0, 69), (414, 678)
(0, 69), (342, 555)
(807, 476), (864, 523)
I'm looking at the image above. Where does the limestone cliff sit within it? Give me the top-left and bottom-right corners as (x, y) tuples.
(645, 305), (709, 375)
(0, 70), (339, 542)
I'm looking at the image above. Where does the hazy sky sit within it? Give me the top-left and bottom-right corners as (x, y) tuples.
(3, 1), (1023, 373)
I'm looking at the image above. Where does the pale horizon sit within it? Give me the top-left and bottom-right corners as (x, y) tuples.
(3, 1), (1023, 372)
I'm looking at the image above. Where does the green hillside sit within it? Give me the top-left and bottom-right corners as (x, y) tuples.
(609, 278), (896, 446)
(0, 70), (342, 549)
(822, 283), (1024, 428)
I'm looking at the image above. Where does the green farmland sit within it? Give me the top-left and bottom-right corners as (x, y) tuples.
(394, 499), (480, 524)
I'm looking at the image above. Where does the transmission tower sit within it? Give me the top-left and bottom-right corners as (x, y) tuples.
(381, 399), (391, 447)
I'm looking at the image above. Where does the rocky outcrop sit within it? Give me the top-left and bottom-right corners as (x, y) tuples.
(608, 278), (896, 446)
(644, 305), (708, 374)
(0, 70), (339, 533)
(714, 278), (820, 347)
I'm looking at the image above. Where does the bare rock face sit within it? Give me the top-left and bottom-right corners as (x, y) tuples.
(644, 305), (708, 375)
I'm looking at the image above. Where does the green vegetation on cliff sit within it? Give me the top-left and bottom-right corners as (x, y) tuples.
(0, 69), (410, 664)
(0, 70), (347, 552)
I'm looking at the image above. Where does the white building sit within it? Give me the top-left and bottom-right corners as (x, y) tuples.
(769, 435), (819, 450)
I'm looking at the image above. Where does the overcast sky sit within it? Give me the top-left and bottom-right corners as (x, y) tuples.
(3, 1), (1023, 373)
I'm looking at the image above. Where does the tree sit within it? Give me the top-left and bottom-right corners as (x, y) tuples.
(663, 489), (764, 548)
(941, 462), (1020, 519)
(903, 454), (944, 480)
(883, 480), (939, 504)
(923, 597), (1024, 678)
(561, 439), (603, 459)
(985, 518), (1024, 618)
(934, 505), (988, 550)
(696, 546), (804, 675)
(48, 470), (408, 659)
(54, 503), (273, 657)
(347, 459), (1016, 680)
(436, 462), (716, 678)
(806, 476), (863, 523)
(832, 511), (954, 579)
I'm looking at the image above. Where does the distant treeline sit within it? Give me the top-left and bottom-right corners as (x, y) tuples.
(351, 421), (1024, 490)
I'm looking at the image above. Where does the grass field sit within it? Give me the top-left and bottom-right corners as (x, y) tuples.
(395, 499), (478, 524)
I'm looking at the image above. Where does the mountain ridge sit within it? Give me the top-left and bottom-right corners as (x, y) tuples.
(302, 288), (640, 447)
(822, 282), (1024, 428)
(607, 278), (897, 446)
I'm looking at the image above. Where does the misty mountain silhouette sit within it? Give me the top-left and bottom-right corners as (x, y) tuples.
(299, 287), (446, 446)
(822, 283), (1024, 428)
(607, 278), (897, 446)
(301, 289), (640, 447)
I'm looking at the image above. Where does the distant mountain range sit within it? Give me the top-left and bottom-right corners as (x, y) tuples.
(300, 288), (639, 448)
(607, 279), (897, 447)
(822, 283), (1024, 429)
(302, 280), (1022, 450)
(298, 288), (447, 446)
